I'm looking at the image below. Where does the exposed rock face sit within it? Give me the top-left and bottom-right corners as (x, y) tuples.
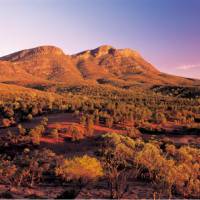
(74, 45), (142, 59)
(90, 45), (114, 57)
(75, 45), (114, 58)
(0, 45), (199, 87)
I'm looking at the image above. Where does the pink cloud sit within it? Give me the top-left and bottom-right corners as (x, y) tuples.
(177, 64), (200, 70)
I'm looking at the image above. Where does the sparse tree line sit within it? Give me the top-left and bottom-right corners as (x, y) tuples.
(0, 92), (66, 128)
(63, 86), (200, 129)
(152, 85), (200, 98)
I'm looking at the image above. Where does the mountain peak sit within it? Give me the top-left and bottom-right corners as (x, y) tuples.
(117, 48), (141, 58)
(29, 45), (64, 55)
(91, 45), (114, 56)
(74, 45), (114, 59)
(73, 45), (143, 59)
(1, 45), (64, 62)
(90, 45), (141, 58)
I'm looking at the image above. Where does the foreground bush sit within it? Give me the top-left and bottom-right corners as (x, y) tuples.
(55, 155), (103, 183)
(55, 155), (103, 197)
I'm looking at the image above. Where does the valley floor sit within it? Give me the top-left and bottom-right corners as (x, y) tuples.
(1, 112), (199, 149)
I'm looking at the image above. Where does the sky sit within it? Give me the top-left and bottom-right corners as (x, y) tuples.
(0, 0), (200, 79)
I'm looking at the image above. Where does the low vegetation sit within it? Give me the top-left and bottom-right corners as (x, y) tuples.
(0, 81), (199, 198)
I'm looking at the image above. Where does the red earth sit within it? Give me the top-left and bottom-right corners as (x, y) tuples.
(0, 112), (199, 155)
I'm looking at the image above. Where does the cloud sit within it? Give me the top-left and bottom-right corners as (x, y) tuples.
(177, 64), (200, 70)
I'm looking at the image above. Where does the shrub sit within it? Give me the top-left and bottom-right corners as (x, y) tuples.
(174, 162), (200, 198)
(41, 117), (48, 126)
(80, 115), (86, 126)
(14, 149), (57, 187)
(29, 129), (41, 145)
(135, 143), (200, 198)
(56, 155), (103, 182)
(86, 116), (94, 136)
(0, 191), (14, 199)
(2, 118), (11, 127)
(100, 133), (136, 198)
(0, 158), (17, 184)
(17, 124), (26, 135)
(106, 116), (113, 128)
(135, 143), (163, 179)
(54, 123), (61, 132)
(26, 113), (33, 121)
(101, 133), (136, 162)
(125, 127), (141, 139)
(165, 144), (176, 156)
(4, 107), (14, 118)
(74, 110), (80, 118)
(55, 155), (103, 198)
(50, 129), (59, 139)
(94, 115), (99, 125)
(68, 124), (85, 141)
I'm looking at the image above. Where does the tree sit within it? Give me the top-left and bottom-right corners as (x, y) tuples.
(54, 123), (61, 132)
(55, 155), (103, 197)
(135, 143), (176, 198)
(106, 116), (113, 128)
(80, 115), (86, 126)
(41, 117), (48, 127)
(29, 128), (41, 145)
(152, 112), (167, 124)
(14, 149), (56, 187)
(0, 158), (17, 185)
(86, 116), (94, 136)
(100, 133), (136, 198)
(165, 144), (176, 156)
(2, 118), (11, 127)
(68, 124), (84, 141)
(50, 129), (59, 140)
(4, 107), (14, 118)
(26, 114), (33, 121)
(125, 127), (141, 139)
(74, 110), (80, 118)
(17, 124), (26, 135)
(135, 143), (163, 179)
(31, 106), (38, 116)
(94, 115), (99, 125)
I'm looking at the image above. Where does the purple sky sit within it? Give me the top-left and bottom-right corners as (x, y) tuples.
(0, 0), (200, 79)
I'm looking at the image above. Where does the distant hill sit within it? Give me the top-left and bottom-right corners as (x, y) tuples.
(0, 45), (200, 88)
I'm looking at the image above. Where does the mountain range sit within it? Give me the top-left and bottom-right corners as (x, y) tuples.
(0, 45), (199, 89)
